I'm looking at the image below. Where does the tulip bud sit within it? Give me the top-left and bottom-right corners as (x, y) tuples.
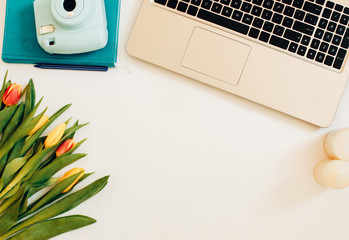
(27, 114), (49, 136)
(44, 123), (66, 148)
(60, 168), (85, 193)
(2, 83), (21, 106)
(56, 139), (75, 157)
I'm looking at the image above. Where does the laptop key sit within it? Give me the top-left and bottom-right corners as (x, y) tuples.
(292, 0), (304, 8)
(242, 14), (254, 24)
(284, 29), (302, 42)
(249, 27), (260, 38)
(288, 42), (298, 52)
(319, 42), (329, 52)
(340, 14), (349, 25)
(187, 5), (199, 15)
(297, 45), (307, 55)
(284, 6), (295, 17)
(270, 35), (289, 49)
(333, 48), (347, 69)
(316, 0), (324, 5)
(282, 0), (291, 5)
(314, 29), (324, 39)
(335, 4), (343, 12)
(191, 0), (202, 6)
(324, 55), (335, 66)
(220, 0), (231, 5)
(303, 1), (322, 15)
(201, 0), (212, 9)
(332, 35), (342, 45)
(323, 31), (333, 42)
(272, 13), (283, 24)
(318, 18), (328, 29)
(326, 1), (334, 9)
(341, 28), (349, 48)
(310, 38), (320, 49)
(306, 49), (316, 59)
(241, 2), (252, 13)
(232, 10), (243, 20)
(328, 45), (338, 55)
(197, 9), (249, 34)
(259, 31), (271, 42)
(322, 8), (332, 18)
(293, 21), (314, 35)
(304, 13), (318, 25)
(212, 3), (223, 13)
(294, 9), (305, 20)
(177, 2), (189, 11)
(230, 0), (241, 9)
(315, 52), (325, 62)
(263, 0), (274, 9)
(301, 35), (311, 46)
(273, 2), (284, 13)
(263, 21), (274, 32)
(253, 17), (264, 28)
(167, 0), (178, 8)
(331, 11), (341, 22)
(261, 9), (273, 20)
(222, 6), (233, 16)
(282, 17), (293, 27)
(154, 0), (167, 5)
(251, 6), (263, 16)
(252, 0), (263, 5)
(273, 25), (285, 36)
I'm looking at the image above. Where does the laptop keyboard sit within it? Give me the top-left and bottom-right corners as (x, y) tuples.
(153, 0), (349, 71)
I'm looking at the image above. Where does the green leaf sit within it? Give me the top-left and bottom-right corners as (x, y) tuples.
(7, 138), (26, 163)
(22, 172), (82, 218)
(0, 104), (25, 148)
(5, 215), (96, 240)
(0, 71), (9, 110)
(0, 105), (18, 133)
(5, 176), (108, 237)
(23, 79), (35, 119)
(0, 193), (23, 236)
(0, 185), (26, 216)
(0, 156), (28, 191)
(2, 182), (21, 199)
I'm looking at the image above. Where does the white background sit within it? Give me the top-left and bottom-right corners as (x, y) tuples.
(1, 0), (349, 239)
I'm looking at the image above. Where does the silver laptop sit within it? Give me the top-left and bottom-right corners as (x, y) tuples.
(127, 0), (349, 127)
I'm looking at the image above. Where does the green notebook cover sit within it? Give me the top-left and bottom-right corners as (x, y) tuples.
(2, 0), (120, 67)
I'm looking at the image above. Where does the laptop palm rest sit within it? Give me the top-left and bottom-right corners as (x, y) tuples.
(181, 27), (251, 86)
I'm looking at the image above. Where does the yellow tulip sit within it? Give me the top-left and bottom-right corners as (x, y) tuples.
(27, 114), (49, 136)
(60, 168), (85, 193)
(44, 123), (66, 148)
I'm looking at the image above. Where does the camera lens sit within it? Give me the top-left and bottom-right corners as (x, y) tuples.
(63, 0), (76, 12)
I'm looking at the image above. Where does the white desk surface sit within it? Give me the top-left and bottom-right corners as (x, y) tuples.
(1, 1), (349, 240)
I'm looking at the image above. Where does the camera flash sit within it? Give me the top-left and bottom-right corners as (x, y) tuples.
(39, 25), (55, 35)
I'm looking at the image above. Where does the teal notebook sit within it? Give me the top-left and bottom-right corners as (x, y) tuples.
(2, 0), (120, 67)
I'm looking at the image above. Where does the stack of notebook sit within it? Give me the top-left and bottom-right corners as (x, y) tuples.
(2, 0), (121, 67)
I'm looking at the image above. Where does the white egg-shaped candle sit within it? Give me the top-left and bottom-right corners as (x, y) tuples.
(324, 128), (349, 160)
(314, 160), (349, 189)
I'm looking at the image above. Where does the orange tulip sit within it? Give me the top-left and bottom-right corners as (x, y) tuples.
(2, 83), (21, 106)
(56, 139), (75, 157)
(60, 168), (85, 193)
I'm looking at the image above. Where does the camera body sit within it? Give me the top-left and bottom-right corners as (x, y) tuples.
(34, 0), (108, 54)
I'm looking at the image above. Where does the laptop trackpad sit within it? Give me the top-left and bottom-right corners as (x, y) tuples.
(181, 27), (251, 86)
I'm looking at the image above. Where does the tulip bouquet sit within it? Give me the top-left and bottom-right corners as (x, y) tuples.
(0, 71), (108, 239)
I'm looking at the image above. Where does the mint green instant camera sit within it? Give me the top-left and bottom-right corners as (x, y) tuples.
(34, 0), (108, 54)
